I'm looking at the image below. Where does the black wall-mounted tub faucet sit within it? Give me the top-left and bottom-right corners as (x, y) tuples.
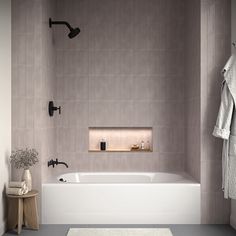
(48, 101), (61, 117)
(48, 158), (69, 168)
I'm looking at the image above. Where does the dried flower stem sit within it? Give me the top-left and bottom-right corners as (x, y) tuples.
(10, 148), (39, 170)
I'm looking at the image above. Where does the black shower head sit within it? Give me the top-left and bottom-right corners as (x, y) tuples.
(68, 27), (80, 39)
(49, 18), (80, 39)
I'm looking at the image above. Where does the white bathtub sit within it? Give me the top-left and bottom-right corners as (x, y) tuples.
(42, 172), (200, 224)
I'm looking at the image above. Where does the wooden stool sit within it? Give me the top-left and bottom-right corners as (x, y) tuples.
(7, 190), (39, 235)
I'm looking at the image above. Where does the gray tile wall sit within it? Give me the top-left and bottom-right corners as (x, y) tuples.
(11, 0), (55, 219)
(54, 0), (187, 173)
(200, 0), (231, 224)
(185, 0), (201, 182)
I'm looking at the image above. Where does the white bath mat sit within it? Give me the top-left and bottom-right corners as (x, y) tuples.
(67, 228), (173, 236)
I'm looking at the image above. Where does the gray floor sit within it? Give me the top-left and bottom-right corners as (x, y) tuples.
(3, 224), (236, 236)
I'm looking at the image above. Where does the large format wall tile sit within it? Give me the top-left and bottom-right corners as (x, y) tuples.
(55, 0), (187, 173)
(12, 0), (56, 221)
(185, 0), (201, 183)
(200, 0), (231, 224)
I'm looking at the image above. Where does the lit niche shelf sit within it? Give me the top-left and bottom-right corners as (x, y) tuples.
(89, 127), (153, 153)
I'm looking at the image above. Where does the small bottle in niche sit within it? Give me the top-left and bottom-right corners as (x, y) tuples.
(141, 140), (145, 150)
(100, 138), (106, 151)
(146, 140), (150, 150)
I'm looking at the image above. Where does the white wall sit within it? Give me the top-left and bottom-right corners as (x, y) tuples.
(231, 0), (236, 230)
(0, 0), (11, 235)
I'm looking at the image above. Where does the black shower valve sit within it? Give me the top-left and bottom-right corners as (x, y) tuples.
(48, 101), (61, 116)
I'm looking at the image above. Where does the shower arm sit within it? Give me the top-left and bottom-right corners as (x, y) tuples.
(49, 18), (73, 31)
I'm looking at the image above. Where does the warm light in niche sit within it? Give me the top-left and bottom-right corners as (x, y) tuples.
(89, 127), (153, 152)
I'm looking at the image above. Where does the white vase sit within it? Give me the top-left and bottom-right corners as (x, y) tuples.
(22, 169), (32, 191)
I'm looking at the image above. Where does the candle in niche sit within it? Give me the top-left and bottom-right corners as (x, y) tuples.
(100, 138), (106, 151)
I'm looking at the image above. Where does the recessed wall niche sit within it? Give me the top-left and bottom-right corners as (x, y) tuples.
(89, 128), (153, 152)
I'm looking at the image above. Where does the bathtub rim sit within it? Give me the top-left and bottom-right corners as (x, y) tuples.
(45, 171), (200, 184)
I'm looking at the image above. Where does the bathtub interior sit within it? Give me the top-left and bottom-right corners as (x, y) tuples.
(57, 172), (197, 184)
